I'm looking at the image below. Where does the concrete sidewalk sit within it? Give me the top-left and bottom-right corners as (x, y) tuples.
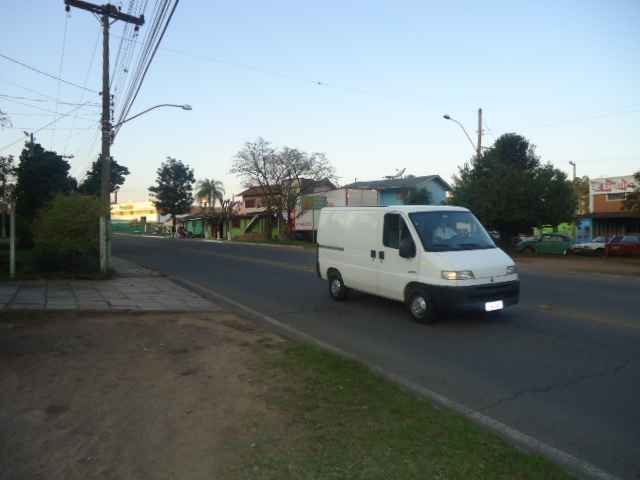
(0, 257), (219, 312)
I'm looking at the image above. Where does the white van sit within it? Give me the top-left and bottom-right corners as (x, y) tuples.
(316, 206), (519, 323)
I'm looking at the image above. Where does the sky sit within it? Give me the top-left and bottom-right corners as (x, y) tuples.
(0, 0), (638, 202)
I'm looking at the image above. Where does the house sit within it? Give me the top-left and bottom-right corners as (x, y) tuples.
(235, 179), (336, 240)
(343, 175), (451, 206)
(576, 175), (640, 241)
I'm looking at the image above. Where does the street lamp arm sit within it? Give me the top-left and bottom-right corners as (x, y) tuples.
(112, 103), (192, 130)
(443, 115), (477, 153)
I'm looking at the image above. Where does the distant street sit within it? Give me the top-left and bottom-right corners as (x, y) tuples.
(114, 235), (640, 479)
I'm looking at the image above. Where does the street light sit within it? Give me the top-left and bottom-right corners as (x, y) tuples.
(443, 114), (477, 153)
(111, 103), (192, 140)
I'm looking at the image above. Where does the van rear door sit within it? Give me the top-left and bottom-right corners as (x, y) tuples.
(377, 212), (420, 301)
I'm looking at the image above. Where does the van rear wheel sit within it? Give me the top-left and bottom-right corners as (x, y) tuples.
(328, 271), (348, 301)
(407, 289), (436, 324)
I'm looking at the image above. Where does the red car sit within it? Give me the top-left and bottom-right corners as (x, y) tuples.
(605, 235), (640, 257)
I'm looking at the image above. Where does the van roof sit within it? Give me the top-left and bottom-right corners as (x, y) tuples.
(321, 205), (470, 213)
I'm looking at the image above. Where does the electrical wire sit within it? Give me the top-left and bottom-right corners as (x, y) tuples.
(0, 101), (97, 152)
(52, 12), (71, 147)
(0, 97), (97, 120)
(0, 53), (97, 94)
(63, 32), (100, 155)
(0, 94), (99, 108)
(115, 0), (178, 138)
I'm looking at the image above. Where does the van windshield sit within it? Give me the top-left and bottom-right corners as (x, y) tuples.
(408, 211), (496, 252)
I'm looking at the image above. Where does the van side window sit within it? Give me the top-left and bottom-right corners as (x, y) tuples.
(383, 214), (411, 249)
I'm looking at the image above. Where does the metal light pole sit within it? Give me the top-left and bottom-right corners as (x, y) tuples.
(111, 104), (192, 140)
(443, 114), (477, 154)
(443, 109), (484, 158)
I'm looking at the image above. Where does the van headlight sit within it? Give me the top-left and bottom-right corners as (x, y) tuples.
(506, 265), (517, 275)
(441, 270), (475, 280)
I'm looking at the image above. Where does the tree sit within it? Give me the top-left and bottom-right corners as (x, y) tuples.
(0, 154), (16, 237)
(276, 147), (336, 238)
(450, 133), (576, 243)
(231, 138), (283, 238)
(148, 156), (195, 233)
(405, 188), (431, 205)
(0, 108), (12, 129)
(196, 178), (225, 209)
(623, 171), (640, 212)
(78, 156), (130, 196)
(14, 140), (77, 244)
(573, 175), (590, 214)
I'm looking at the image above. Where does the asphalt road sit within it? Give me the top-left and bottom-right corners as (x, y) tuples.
(114, 235), (640, 479)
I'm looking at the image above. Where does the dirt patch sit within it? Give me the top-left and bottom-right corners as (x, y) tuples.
(0, 311), (286, 480)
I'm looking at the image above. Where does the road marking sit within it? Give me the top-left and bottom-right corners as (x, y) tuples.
(172, 275), (620, 480)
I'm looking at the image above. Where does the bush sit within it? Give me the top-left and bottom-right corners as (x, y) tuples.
(32, 194), (106, 273)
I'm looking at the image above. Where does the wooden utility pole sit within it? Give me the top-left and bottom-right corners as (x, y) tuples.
(65, 1), (144, 273)
(477, 108), (483, 159)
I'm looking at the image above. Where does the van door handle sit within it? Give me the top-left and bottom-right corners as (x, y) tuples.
(370, 249), (376, 259)
(378, 251), (385, 260)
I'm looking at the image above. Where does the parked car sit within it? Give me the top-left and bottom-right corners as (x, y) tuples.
(317, 205), (519, 324)
(516, 233), (573, 255)
(605, 235), (640, 257)
(569, 236), (607, 256)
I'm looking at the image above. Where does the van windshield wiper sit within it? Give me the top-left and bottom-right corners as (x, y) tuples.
(457, 243), (495, 250)
(429, 243), (459, 251)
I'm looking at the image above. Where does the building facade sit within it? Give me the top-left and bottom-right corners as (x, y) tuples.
(576, 175), (640, 241)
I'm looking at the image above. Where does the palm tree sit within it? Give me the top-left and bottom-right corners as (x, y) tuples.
(196, 178), (225, 210)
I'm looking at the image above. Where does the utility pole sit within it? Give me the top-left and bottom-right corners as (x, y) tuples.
(65, 1), (144, 273)
(477, 108), (483, 159)
(569, 161), (576, 181)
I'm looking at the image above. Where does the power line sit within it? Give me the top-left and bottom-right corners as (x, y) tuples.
(0, 101), (97, 152)
(0, 52), (98, 94)
(0, 94), (99, 107)
(52, 12), (71, 147)
(115, 0), (178, 137)
(63, 31), (100, 155)
(0, 96), (98, 120)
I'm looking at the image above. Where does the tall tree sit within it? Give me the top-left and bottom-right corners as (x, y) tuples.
(623, 171), (640, 212)
(450, 133), (576, 243)
(0, 154), (16, 237)
(231, 138), (283, 237)
(572, 176), (590, 214)
(14, 141), (77, 244)
(78, 156), (130, 196)
(148, 156), (195, 233)
(196, 178), (225, 209)
(0, 108), (11, 129)
(276, 147), (336, 237)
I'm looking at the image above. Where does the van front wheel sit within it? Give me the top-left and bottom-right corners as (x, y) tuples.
(328, 272), (348, 301)
(407, 289), (436, 324)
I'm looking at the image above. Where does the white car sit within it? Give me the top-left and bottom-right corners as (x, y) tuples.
(570, 236), (606, 256)
(316, 205), (520, 324)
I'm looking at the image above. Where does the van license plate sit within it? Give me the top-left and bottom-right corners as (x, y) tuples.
(485, 300), (503, 312)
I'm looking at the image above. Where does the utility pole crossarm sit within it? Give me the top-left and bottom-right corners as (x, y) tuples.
(64, 0), (145, 25)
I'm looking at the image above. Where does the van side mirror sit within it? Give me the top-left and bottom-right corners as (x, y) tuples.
(399, 237), (416, 258)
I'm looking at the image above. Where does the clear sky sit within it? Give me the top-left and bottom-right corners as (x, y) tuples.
(1, 0), (638, 202)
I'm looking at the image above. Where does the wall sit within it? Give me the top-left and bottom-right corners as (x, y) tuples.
(111, 201), (159, 222)
(592, 194), (625, 213)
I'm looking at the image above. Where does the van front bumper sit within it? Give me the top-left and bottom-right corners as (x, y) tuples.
(429, 280), (520, 311)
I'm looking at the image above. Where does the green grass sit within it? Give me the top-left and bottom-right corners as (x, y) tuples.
(245, 344), (574, 480)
